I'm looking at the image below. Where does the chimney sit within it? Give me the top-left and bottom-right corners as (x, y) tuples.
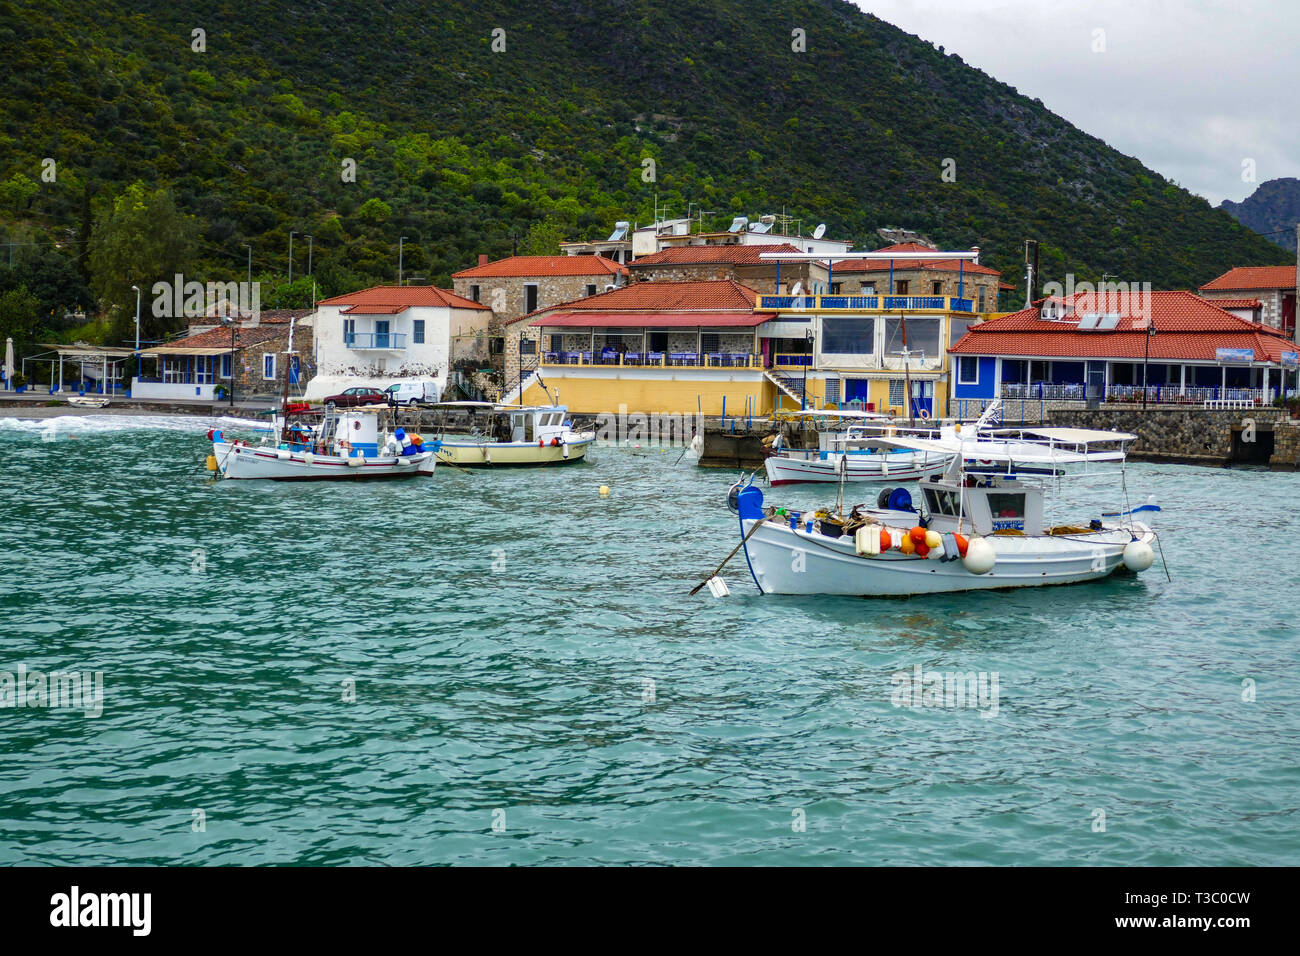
(478, 254), (489, 267)
(971, 245), (980, 265)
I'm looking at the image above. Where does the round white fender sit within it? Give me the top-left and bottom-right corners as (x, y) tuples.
(276, 449), (291, 460)
(962, 537), (996, 575)
(1122, 539), (1154, 572)
(302, 452), (315, 465)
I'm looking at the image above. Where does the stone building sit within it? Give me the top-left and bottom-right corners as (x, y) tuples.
(1200, 265), (1296, 339)
(450, 254), (629, 370)
(624, 243), (827, 292)
(829, 242), (1005, 313)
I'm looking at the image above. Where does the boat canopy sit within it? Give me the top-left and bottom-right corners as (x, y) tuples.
(867, 430), (1131, 465)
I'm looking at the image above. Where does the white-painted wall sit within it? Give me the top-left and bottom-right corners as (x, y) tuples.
(306, 304), (487, 401)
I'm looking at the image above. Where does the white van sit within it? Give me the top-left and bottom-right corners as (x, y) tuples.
(383, 380), (439, 406)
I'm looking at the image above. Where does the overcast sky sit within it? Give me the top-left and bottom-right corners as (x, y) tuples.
(852, 0), (1300, 205)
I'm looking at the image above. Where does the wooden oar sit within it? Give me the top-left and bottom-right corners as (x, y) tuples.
(689, 518), (767, 595)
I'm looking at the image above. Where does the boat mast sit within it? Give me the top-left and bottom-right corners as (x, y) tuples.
(900, 312), (913, 427)
(279, 316), (296, 444)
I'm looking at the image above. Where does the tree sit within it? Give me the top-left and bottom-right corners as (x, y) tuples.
(0, 174), (38, 213)
(87, 181), (197, 341)
(518, 217), (568, 256)
(0, 286), (40, 352)
(0, 243), (93, 328)
(357, 198), (393, 224)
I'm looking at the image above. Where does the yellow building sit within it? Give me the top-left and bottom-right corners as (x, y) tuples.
(505, 279), (996, 420)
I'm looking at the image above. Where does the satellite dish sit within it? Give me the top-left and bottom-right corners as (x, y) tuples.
(790, 281), (804, 296)
(812, 223), (827, 240)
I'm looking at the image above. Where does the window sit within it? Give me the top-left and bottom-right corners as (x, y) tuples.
(895, 280), (910, 295)
(862, 282), (876, 294)
(263, 353), (276, 380)
(824, 378), (840, 404)
(988, 493), (1026, 521)
(830, 282), (842, 294)
(888, 379), (905, 409)
(924, 488), (961, 516)
(586, 284), (597, 298)
(413, 319), (425, 345)
(343, 318), (356, 346)
(701, 333), (720, 353)
(648, 332), (668, 351)
(524, 284), (539, 313)
(932, 281), (943, 295)
(958, 357), (980, 385)
(220, 354), (232, 379)
(489, 337), (504, 355)
(884, 317), (941, 361)
(470, 284), (480, 303)
(822, 317), (876, 354)
(520, 337), (536, 355)
(977, 288), (987, 311)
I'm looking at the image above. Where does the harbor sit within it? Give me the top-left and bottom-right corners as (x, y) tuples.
(1, 412), (1297, 865)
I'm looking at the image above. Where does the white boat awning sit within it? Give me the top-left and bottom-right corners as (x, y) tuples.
(869, 434), (1126, 464)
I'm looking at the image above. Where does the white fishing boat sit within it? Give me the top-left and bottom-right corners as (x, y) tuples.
(65, 395), (109, 408)
(763, 410), (950, 485)
(210, 404), (438, 480)
(429, 402), (595, 467)
(729, 415), (1161, 597)
(207, 315), (437, 481)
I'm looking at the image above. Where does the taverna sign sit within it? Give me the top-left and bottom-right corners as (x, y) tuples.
(151, 274), (260, 319)
(1215, 348), (1254, 363)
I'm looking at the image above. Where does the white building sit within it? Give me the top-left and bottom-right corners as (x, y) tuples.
(305, 286), (491, 401)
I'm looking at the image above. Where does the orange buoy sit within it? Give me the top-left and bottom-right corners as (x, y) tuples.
(880, 528), (892, 553)
(909, 526), (928, 545)
(915, 541), (931, 558)
(954, 533), (969, 557)
(899, 534), (916, 555)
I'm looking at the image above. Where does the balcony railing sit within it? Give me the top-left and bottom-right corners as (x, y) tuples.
(1000, 383), (1271, 405)
(542, 351), (760, 369)
(344, 332), (407, 350)
(758, 294), (975, 313)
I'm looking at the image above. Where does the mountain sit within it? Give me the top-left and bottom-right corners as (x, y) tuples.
(0, 0), (1291, 322)
(1219, 178), (1300, 253)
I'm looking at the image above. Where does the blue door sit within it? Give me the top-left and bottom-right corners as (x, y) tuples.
(375, 320), (390, 349)
(844, 378), (870, 406)
(910, 381), (934, 418)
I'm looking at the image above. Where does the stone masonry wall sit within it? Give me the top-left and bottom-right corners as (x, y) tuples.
(1050, 407), (1286, 466)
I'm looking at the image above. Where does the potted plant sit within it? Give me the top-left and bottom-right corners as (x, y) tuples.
(215, 384), (229, 400)
(12, 372), (27, 393)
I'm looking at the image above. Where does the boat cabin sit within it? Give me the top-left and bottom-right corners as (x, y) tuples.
(505, 406), (571, 444)
(916, 474), (1045, 536)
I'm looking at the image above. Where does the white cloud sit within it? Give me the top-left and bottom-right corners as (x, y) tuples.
(852, 0), (1300, 204)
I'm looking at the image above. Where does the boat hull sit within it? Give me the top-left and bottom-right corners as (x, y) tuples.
(435, 437), (592, 467)
(214, 442), (436, 480)
(765, 450), (948, 485)
(739, 516), (1154, 597)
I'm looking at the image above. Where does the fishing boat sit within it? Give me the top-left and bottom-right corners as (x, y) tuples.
(210, 404), (438, 480)
(428, 402), (595, 467)
(728, 415), (1160, 597)
(763, 411), (950, 485)
(208, 316), (438, 481)
(66, 395), (109, 408)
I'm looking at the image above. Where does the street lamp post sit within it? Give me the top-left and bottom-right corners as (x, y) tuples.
(288, 231), (296, 283)
(130, 285), (141, 396)
(244, 244), (252, 288)
(1142, 319), (1156, 409)
(399, 236), (408, 285)
(306, 236), (313, 278)
(802, 328), (814, 411)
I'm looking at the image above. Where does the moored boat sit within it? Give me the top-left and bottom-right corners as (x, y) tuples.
(732, 420), (1160, 597)
(763, 410), (950, 485)
(429, 402), (594, 467)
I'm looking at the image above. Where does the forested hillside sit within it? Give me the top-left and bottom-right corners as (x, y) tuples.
(0, 0), (1290, 347)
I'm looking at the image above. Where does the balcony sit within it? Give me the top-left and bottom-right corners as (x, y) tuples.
(758, 294), (975, 313)
(344, 332), (407, 350)
(542, 351), (761, 369)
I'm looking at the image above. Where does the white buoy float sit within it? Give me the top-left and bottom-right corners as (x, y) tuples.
(962, 537), (996, 575)
(1122, 539), (1155, 572)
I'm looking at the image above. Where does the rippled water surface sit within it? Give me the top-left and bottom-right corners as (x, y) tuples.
(1, 413), (1298, 865)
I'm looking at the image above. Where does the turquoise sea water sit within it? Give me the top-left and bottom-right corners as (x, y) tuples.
(1, 413), (1298, 866)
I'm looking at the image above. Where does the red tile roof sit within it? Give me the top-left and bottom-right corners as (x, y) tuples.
(949, 291), (1295, 363)
(831, 243), (1003, 277)
(1200, 266), (1296, 292)
(536, 311), (769, 329)
(1207, 298), (1263, 309)
(451, 255), (627, 279)
(508, 279), (763, 326)
(317, 285), (488, 311)
(168, 324), (286, 350)
(628, 243), (803, 266)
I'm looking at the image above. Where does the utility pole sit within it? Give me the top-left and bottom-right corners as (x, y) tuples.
(399, 236), (407, 285)
(244, 244), (252, 287)
(288, 231), (296, 283)
(306, 236), (313, 278)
